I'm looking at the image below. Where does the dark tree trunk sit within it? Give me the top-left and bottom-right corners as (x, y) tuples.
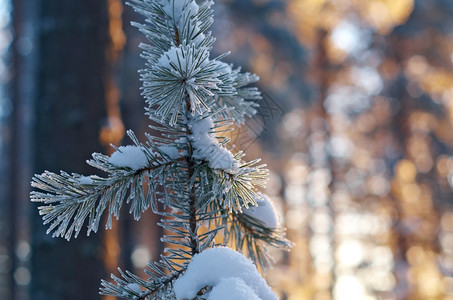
(29, 1), (109, 299)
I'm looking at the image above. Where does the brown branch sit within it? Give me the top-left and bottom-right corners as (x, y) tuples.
(173, 24), (199, 256)
(174, 25), (180, 45)
(185, 94), (199, 256)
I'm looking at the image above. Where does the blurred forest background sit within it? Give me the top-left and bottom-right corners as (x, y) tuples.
(1, 0), (453, 299)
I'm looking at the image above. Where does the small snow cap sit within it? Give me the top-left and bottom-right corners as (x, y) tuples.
(108, 146), (148, 171)
(243, 193), (279, 229)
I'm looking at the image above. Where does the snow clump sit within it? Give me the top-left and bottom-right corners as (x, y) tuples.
(158, 0), (199, 27)
(122, 283), (142, 299)
(189, 116), (239, 172)
(108, 146), (148, 171)
(173, 247), (277, 300)
(243, 194), (279, 228)
(158, 145), (179, 160)
(208, 277), (261, 300)
(77, 176), (94, 185)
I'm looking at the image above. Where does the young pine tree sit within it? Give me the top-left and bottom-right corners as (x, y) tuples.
(31, 0), (291, 299)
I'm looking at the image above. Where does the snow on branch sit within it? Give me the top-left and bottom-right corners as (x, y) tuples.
(31, 136), (186, 240)
(158, 0), (198, 27)
(243, 193), (279, 229)
(109, 146), (149, 170)
(208, 277), (261, 300)
(188, 114), (239, 172)
(214, 194), (292, 270)
(173, 247), (278, 300)
(109, 145), (179, 170)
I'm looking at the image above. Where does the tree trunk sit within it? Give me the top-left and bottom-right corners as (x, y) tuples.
(30, 1), (109, 299)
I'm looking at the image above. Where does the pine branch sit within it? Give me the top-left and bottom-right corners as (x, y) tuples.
(100, 207), (221, 299)
(129, 0), (261, 126)
(100, 264), (184, 299)
(222, 211), (292, 270)
(183, 92), (200, 256)
(31, 139), (186, 240)
(31, 1), (291, 298)
(213, 159), (269, 212)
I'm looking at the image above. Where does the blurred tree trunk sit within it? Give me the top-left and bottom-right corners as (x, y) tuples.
(29, 0), (109, 299)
